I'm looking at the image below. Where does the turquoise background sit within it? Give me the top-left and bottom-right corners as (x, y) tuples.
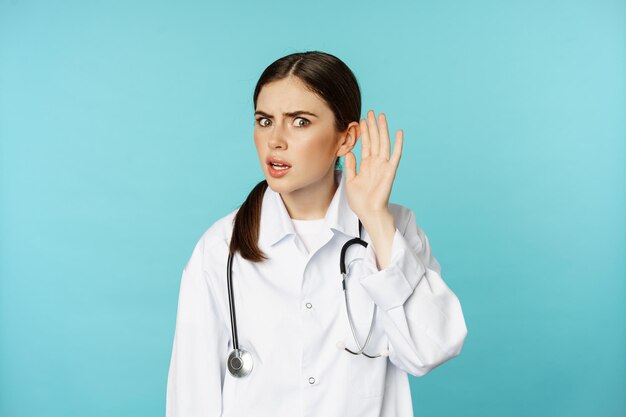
(1, 0), (624, 416)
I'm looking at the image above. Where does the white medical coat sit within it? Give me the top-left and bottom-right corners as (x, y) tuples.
(166, 169), (468, 417)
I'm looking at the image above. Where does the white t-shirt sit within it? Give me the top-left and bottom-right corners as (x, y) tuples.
(291, 218), (327, 255)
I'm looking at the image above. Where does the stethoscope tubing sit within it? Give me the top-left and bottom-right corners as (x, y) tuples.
(226, 251), (239, 350)
(226, 219), (382, 377)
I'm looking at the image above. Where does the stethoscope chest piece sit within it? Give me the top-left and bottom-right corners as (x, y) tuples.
(227, 348), (253, 378)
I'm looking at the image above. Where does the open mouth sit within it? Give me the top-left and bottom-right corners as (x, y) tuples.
(267, 159), (292, 177)
(269, 162), (291, 170)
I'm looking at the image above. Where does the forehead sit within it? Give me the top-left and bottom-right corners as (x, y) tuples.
(256, 77), (331, 114)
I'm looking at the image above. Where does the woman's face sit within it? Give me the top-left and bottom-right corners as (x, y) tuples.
(253, 76), (355, 195)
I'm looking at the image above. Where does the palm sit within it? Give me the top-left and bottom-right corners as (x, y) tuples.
(344, 110), (403, 218)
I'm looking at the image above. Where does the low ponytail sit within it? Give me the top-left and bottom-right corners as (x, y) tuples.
(229, 179), (269, 262)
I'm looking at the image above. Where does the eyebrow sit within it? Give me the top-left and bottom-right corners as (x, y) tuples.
(254, 110), (319, 118)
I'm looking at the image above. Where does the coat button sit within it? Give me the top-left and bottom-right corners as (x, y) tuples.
(305, 302), (313, 309)
(308, 377), (316, 384)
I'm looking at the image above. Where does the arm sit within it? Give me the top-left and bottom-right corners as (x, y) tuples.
(166, 239), (228, 416)
(359, 208), (468, 377)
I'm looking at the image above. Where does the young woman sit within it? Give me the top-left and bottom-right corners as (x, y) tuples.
(166, 51), (467, 417)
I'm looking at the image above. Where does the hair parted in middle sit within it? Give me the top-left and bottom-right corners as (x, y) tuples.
(230, 51), (362, 262)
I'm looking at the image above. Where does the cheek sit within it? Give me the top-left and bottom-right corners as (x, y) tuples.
(253, 133), (264, 152)
(297, 131), (336, 158)
(253, 137), (266, 167)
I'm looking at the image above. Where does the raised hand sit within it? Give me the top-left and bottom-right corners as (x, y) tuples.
(344, 110), (403, 220)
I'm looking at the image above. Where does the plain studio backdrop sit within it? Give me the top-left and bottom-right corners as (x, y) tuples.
(0, 1), (624, 416)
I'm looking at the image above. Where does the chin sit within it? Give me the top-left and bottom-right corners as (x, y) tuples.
(265, 178), (294, 194)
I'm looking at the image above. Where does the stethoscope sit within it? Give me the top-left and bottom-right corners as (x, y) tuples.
(226, 220), (386, 378)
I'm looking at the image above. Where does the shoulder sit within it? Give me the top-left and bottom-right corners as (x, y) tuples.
(184, 207), (239, 272)
(198, 207), (239, 252)
(388, 202), (416, 232)
(388, 202), (429, 248)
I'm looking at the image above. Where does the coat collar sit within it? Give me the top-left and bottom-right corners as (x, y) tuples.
(259, 169), (360, 247)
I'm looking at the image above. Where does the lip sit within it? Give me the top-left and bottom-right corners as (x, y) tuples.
(266, 156), (292, 178)
(266, 156), (292, 166)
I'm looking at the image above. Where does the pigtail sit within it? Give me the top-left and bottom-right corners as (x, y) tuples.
(229, 179), (269, 262)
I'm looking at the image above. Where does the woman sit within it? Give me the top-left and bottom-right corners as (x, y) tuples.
(166, 51), (467, 417)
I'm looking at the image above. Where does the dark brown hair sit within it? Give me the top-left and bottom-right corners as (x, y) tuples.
(229, 51), (362, 262)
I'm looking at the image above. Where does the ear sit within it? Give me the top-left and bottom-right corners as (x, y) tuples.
(336, 121), (360, 157)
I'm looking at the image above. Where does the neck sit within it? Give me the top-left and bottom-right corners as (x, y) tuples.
(280, 169), (338, 220)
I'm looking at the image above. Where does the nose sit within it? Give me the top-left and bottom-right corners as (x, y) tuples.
(267, 123), (287, 150)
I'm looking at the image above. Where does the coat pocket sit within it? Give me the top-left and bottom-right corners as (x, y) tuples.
(342, 301), (389, 398)
(346, 341), (388, 398)
(341, 254), (389, 398)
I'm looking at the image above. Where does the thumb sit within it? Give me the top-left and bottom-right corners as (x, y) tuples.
(344, 152), (357, 182)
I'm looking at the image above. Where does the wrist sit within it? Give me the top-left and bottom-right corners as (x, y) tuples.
(360, 209), (396, 270)
(360, 209), (394, 227)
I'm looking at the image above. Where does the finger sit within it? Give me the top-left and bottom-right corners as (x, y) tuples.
(344, 151), (357, 182)
(359, 118), (370, 159)
(378, 113), (390, 159)
(390, 129), (403, 167)
(367, 110), (380, 156)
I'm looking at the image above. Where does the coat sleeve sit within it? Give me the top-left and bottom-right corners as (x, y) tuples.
(358, 208), (468, 377)
(166, 238), (229, 416)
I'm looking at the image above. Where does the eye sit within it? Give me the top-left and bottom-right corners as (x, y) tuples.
(256, 117), (271, 127)
(293, 117), (310, 127)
